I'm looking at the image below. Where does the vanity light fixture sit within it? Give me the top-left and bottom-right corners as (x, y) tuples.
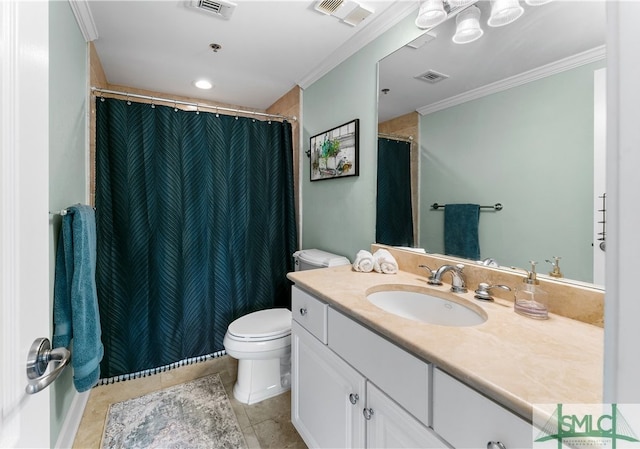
(194, 79), (213, 90)
(452, 5), (483, 44)
(524, 0), (552, 5)
(415, 0), (447, 29)
(487, 0), (524, 27)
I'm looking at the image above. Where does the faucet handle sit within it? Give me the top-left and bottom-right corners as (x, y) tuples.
(474, 283), (511, 301)
(418, 264), (442, 286)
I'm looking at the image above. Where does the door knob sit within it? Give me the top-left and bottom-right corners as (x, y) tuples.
(25, 337), (70, 394)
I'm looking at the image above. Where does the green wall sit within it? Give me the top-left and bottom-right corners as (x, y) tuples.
(419, 61), (604, 282)
(49, 1), (88, 445)
(302, 11), (422, 262)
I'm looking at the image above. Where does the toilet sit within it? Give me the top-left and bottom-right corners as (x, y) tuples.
(223, 248), (350, 405)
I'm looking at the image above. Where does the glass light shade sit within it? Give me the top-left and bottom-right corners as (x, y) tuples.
(415, 0), (447, 29)
(452, 5), (483, 44)
(487, 0), (524, 27)
(448, 0), (477, 7)
(524, 0), (552, 5)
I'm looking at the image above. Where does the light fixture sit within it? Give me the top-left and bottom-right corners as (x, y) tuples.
(415, 0), (447, 29)
(487, 0), (524, 27)
(194, 79), (213, 90)
(452, 5), (483, 44)
(524, 0), (552, 5)
(447, 0), (477, 7)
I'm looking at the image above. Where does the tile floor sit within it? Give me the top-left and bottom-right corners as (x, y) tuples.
(72, 355), (307, 449)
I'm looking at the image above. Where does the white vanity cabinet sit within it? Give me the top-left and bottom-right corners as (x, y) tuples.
(291, 286), (445, 449)
(433, 368), (533, 449)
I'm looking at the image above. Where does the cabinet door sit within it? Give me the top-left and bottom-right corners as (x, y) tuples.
(291, 321), (366, 448)
(366, 382), (447, 449)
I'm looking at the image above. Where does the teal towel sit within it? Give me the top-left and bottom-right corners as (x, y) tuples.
(53, 204), (104, 392)
(444, 204), (481, 260)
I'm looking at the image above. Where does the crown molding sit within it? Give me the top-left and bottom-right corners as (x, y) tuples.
(417, 45), (607, 116)
(297, 1), (417, 89)
(69, 0), (98, 42)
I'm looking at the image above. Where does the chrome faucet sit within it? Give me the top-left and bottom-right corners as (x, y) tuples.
(420, 264), (467, 293)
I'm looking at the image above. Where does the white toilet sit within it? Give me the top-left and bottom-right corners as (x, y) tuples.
(223, 248), (350, 405)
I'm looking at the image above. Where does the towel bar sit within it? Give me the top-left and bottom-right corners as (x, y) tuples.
(431, 203), (502, 211)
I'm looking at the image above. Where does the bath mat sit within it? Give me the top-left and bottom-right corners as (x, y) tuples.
(101, 373), (247, 449)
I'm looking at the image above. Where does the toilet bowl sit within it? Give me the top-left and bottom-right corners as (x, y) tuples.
(223, 308), (292, 405)
(224, 249), (350, 405)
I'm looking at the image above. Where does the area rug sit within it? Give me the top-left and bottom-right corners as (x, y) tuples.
(101, 373), (247, 449)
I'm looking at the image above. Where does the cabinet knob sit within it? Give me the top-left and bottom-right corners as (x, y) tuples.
(487, 442), (506, 449)
(299, 308), (307, 316)
(363, 408), (374, 420)
(349, 393), (359, 405)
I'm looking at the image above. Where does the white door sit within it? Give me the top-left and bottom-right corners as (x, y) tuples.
(0, 1), (51, 447)
(291, 321), (366, 449)
(365, 382), (445, 449)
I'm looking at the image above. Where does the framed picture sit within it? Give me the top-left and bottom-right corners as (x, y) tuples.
(309, 119), (359, 181)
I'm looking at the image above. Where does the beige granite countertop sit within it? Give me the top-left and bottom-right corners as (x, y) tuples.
(287, 265), (604, 422)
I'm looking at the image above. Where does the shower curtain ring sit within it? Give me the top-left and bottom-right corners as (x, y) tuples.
(174, 101), (178, 112)
(195, 104), (200, 115)
(151, 97), (155, 109)
(215, 107), (219, 118)
(126, 95), (131, 106)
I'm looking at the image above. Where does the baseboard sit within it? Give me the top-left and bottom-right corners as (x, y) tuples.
(54, 390), (90, 449)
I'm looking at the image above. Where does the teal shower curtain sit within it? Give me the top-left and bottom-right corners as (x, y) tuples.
(376, 137), (414, 247)
(95, 98), (297, 378)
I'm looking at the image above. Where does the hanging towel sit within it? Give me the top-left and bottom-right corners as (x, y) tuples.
(444, 204), (481, 260)
(353, 250), (375, 272)
(372, 249), (399, 274)
(53, 204), (104, 392)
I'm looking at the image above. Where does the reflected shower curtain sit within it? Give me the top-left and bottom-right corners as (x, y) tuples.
(376, 138), (414, 246)
(95, 98), (297, 378)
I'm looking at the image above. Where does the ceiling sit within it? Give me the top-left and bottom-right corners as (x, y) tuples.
(87, 0), (415, 110)
(378, 0), (607, 122)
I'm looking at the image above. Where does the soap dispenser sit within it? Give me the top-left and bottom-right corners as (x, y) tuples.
(514, 261), (549, 319)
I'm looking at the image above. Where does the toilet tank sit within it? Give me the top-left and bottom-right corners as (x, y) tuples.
(293, 249), (350, 271)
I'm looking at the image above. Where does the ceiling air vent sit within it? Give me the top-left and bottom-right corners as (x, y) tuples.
(314, 0), (344, 15)
(189, 0), (237, 20)
(415, 70), (449, 84)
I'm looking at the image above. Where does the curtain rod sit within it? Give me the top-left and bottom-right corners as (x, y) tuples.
(90, 87), (297, 122)
(378, 132), (413, 143)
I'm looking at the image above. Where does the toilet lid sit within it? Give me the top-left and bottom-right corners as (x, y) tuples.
(228, 308), (291, 340)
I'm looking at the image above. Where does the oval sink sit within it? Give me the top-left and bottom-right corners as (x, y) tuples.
(367, 290), (486, 327)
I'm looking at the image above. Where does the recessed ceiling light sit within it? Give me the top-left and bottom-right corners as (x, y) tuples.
(194, 79), (213, 90)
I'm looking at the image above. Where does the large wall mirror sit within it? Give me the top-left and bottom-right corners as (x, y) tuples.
(377, 0), (606, 287)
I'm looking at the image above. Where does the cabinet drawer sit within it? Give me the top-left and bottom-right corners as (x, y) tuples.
(433, 368), (532, 449)
(292, 286), (328, 344)
(328, 307), (430, 426)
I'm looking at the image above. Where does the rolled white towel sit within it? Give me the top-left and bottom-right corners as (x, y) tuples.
(352, 250), (375, 272)
(373, 249), (398, 274)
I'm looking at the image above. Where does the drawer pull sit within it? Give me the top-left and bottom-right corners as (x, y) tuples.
(363, 408), (374, 420)
(299, 308), (308, 316)
(349, 393), (359, 405)
(487, 442), (506, 449)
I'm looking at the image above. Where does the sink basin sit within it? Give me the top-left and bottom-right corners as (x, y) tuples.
(367, 290), (486, 327)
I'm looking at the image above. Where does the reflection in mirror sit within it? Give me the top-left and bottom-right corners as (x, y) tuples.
(377, 0), (606, 287)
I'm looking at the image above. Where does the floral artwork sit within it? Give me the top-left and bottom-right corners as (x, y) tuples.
(310, 119), (359, 181)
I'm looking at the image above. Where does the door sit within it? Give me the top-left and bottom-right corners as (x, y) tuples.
(593, 67), (606, 286)
(0, 1), (51, 447)
(291, 321), (366, 449)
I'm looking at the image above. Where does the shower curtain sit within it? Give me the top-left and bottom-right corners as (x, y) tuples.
(376, 137), (414, 247)
(95, 98), (298, 378)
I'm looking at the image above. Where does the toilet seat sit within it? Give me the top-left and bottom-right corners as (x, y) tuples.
(227, 308), (291, 341)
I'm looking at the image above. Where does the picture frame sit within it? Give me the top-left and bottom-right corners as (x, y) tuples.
(309, 119), (359, 181)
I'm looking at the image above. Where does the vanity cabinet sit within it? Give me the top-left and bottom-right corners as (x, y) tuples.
(291, 286), (444, 449)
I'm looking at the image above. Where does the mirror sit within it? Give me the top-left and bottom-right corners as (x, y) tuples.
(377, 0), (606, 287)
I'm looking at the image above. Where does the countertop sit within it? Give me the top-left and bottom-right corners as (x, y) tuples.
(287, 265), (603, 422)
